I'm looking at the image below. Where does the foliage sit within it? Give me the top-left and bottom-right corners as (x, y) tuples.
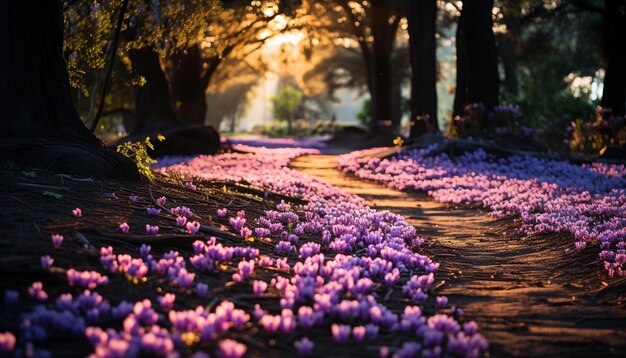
(566, 107), (626, 155)
(116, 134), (165, 181)
(356, 98), (371, 127)
(272, 85), (303, 122)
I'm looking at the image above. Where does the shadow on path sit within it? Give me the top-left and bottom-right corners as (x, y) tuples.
(291, 154), (626, 357)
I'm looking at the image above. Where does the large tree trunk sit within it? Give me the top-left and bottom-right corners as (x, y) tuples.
(0, 0), (137, 179)
(367, 2), (397, 133)
(406, 0), (439, 138)
(452, 12), (466, 118)
(600, 0), (626, 116)
(453, 1), (499, 116)
(171, 45), (208, 126)
(127, 47), (181, 134)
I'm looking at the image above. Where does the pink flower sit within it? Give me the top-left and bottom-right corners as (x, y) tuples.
(156, 196), (167, 206)
(294, 337), (313, 357)
(158, 293), (176, 311)
(146, 207), (161, 215)
(129, 195), (139, 202)
(185, 182), (197, 190)
(176, 216), (187, 226)
(28, 281), (47, 302)
(218, 339), (246, 358)
(217, 208), (228, 217)
(331, 324), (351, 343)
(119, 222), (130, 233)
(51, 234), (63, 248)
(72, 208), (82, 217)
(146, 225), (159, 235)
(186, 221), (200, 235)
(0, 332), (16, 354)
(252, 280), (268, 296)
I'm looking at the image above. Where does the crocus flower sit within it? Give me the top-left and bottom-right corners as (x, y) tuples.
(176, 216), (187, 226)
(156, 196), (167, 206)
(72, 208), (82, 217)
(4, 290), (18, 306)
(146, 225), (159, 235)
(139, 244), (151, 257)
(40, 255), (53, 270)
(186, 221), (201, 235)
(294, 337), (314, 357)
(51, 234), (63, 248)
(196, 283), (209, 297)
(129, 195), (139, 202)
(217, 208), (228, 217)
(146, 207), (161, 215)
(218, 339), (246, 358)
(105, 192), (117, 199)
(331, 324), (351, 343)
(28, 281), (47, 302)
(158, 293), (176, 311)
(252, 280), (268, 296)
(185, 182), (197, 190)
(119, 223), (130, 233)
(0, 332), (16, 353)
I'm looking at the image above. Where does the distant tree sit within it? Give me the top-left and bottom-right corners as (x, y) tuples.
(272, 85), (303, 135)
(0, 0), (137, 178)
(600, 0), (626, 116)
(453, 1), (499, 118)
(406, 0), (439, 138)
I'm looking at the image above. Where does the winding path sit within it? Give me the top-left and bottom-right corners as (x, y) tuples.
(291, 154), (626, 357)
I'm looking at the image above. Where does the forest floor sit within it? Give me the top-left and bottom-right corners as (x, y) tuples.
(291, 154), (626, 357)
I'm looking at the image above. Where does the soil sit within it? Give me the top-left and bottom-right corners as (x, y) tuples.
(291, 154), (626, 357)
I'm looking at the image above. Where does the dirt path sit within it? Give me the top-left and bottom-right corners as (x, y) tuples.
(291, 154), (626, 357)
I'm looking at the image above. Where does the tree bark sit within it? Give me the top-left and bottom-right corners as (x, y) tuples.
(453, 1), (499, 116)
(0, 0), (137, 179)
(127, 47), (181, 134)
(171, 45), (208, 126)
(600, 0), (626, 116)
(406, 0), (439, 138)
(0, 1), (100, 145)
(452, 12), (466, 118)
(367, 1), (398, 132)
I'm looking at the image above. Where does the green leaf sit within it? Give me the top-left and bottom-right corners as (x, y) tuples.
(43, 191), (63, 199)
(22, 171), (36, 177)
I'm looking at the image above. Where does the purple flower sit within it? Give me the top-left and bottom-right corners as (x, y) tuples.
(147, 207), (161, 215)
(156, 196), (167, 206)
(72, 208), (82, 218)
(146, 225), (159, 235)
(436, 296), (448, 308)
(105, 192), (117, 199)
(252, 280), (268, 296)
(185, 181), (197, 190)
(218, 339), (246, 358)
(4, 290), (18, 306)
(294, 337), (314, 357)
(331, 324), (351, 343)
(66, 269), (109, 289)
(275, 241), (294, 255)
(158, 293), (176, 311)
(352, 326), (366, 342)
(240, 227), (252, 238)
(51, 234), (63, 248)
(129, 195), (139, 202)
(170, 206), (193, 218)
(217, 208), (228, 217)
(575, 241), (587, 251)
(233, 260), (255, 282)
(0, 332), (16, 354)
(299, 242), (320, 259)
(176, 216), (187, 226)
(140, 244), (151, 257)
(40, 255), (54, 270)
(187, 221), (201, 235)
(28, 281), (48, 302)
(196, 283), (209, 297)
(230, 217), (246, 231)
(119, 222), (130, 233)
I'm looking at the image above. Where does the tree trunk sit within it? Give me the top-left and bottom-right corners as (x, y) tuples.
(453, 1), (499, 116)
(171, 45), (208, 125)
(452, 12), (466, 118)
(127, 47), (181, 134)
(367, 3), (397, 133)
(406, 0), (439, 138)
(0, 0), (137, 179)
(0, 1), (100, 145)
(600, 0), (626, 116)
